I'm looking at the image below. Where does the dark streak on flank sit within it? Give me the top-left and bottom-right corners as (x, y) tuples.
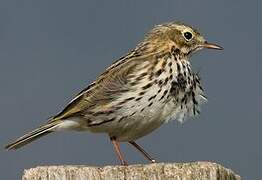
(155, 69), (163, 77)
(118, 116), (127, 122)
(158, 80), (163, 87)
(142, 82), (153, 90)
(139, 91), (146, 96)
(148, 72), (154, 81)
(135, 97), (142, 101)
(89, 117), (116, 127)
(159, 89), (168, 101)
(93, 110), (114, 116)
(130, 81), (138, 86)
(148, 102), (153, 107)
(163, 77), (169, 85)
(117, 97), (135, 105)
(129, 111), (136, 116)
(114, 106), (122, 110)
(148, 95), (157, 101)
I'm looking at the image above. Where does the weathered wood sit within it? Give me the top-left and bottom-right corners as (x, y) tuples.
(22, 162), (241, 180)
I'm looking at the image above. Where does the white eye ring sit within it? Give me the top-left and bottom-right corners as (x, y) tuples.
(183, 31), (193, 41)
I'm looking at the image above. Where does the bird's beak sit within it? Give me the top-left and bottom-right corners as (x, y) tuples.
(202, 41), (223, 50)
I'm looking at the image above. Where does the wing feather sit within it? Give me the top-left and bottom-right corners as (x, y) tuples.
(53, 43), (169, 120)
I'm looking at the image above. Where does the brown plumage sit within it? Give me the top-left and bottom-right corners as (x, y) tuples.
(5, 22), (222, 165)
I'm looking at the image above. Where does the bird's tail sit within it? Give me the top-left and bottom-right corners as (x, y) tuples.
(5, 120), (61, 150)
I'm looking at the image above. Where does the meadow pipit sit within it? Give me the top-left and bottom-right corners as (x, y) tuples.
(5, 22), (222, 165)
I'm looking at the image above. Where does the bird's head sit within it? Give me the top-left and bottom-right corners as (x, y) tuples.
(145, 22), (223, 56)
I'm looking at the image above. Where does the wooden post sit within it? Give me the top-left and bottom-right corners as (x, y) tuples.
(22, 162), (241, 180)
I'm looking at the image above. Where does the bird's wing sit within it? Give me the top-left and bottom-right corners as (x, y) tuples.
(52, 45), (168, 121)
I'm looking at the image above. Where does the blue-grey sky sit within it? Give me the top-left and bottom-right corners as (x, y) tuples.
(1, 0), (261, 179)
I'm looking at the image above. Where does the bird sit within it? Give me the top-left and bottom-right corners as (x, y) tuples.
(5, 22), (223, 165)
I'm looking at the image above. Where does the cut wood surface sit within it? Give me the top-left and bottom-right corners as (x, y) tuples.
(22, 162), (241, 180)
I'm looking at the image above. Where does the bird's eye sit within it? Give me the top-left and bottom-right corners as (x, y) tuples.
(183, 32), (193, 41)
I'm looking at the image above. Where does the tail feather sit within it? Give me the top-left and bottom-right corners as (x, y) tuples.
(5, 121), (61, 150)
